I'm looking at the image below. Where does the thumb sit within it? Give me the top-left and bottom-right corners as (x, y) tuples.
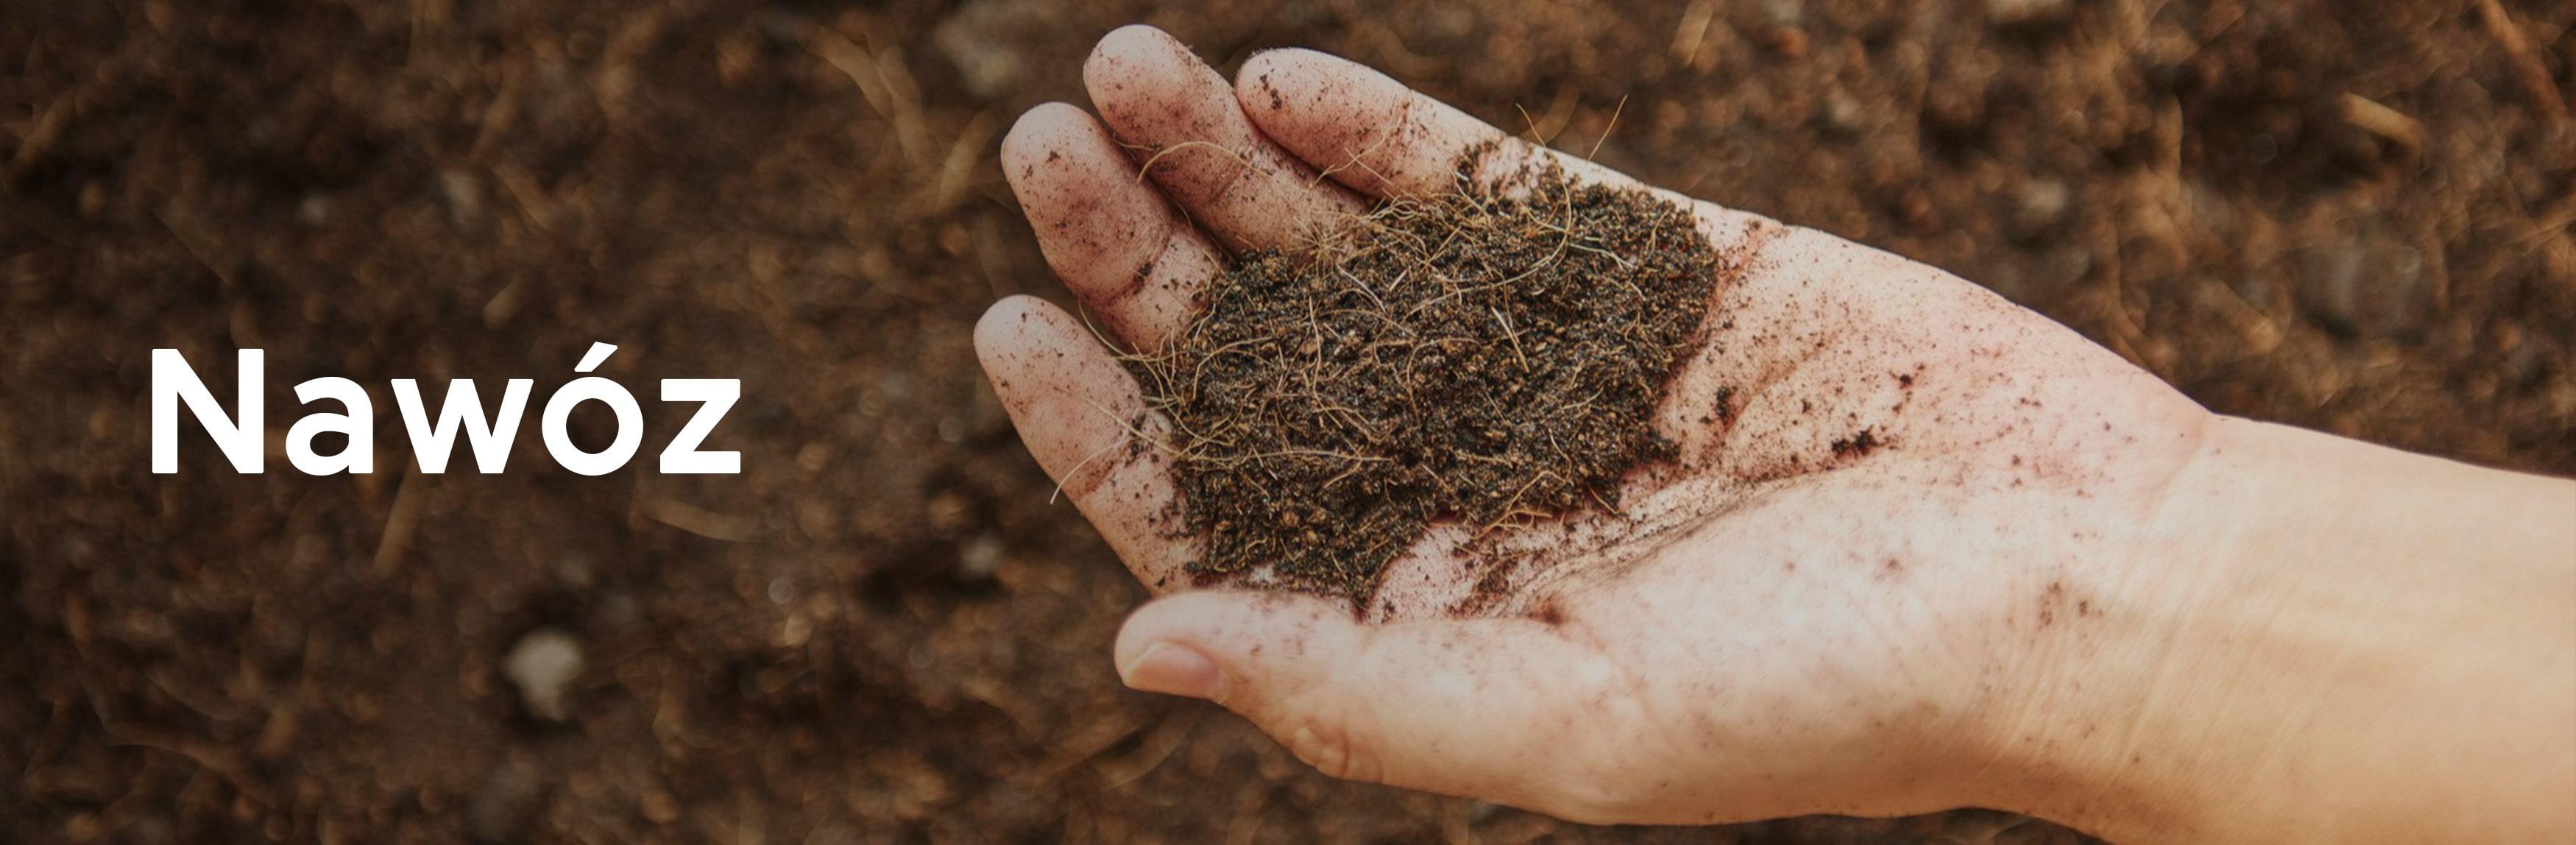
(1113, 590), (1641, 822)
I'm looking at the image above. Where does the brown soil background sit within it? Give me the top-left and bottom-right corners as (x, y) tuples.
(3, 1), (2569, 843)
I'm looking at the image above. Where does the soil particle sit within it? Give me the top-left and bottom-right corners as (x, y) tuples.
(1830, 428), (1883, 458)
(1126, 149), (1716, 607)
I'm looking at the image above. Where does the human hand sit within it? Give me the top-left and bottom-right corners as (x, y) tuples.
(977, 24), (2221, 827)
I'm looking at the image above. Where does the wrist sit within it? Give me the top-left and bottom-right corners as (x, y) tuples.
(1972, 417), (2576, 842)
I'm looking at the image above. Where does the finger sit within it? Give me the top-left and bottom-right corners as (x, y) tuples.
(1236, 46), (1778, 286)
(1001, 102), (1225, 351)
(974, 295), (1197, 590)
(1084, 25), (1365, 253)
(1114, 590), (1644, 824)
(1235, 47), (1649, 199)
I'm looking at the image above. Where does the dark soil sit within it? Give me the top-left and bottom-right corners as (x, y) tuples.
(4, 1), (2569, 844)
(1139, 154), (1715, 606)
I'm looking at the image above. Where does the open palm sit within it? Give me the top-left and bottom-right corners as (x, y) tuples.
(979, 25), (2215, 824)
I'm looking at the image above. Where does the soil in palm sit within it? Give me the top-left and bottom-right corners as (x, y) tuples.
(1127, 151), (1719, 607)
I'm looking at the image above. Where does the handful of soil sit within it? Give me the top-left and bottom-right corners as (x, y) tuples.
(1126, 155), (1717, 607)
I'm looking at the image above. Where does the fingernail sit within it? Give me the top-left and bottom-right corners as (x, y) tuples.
(1119, 642), (1223, 700)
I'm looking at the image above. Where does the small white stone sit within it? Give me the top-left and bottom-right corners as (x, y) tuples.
(503, 628), (584, 721)
(959, 534), (1004, 579)
(2016, 178), (2070, 230)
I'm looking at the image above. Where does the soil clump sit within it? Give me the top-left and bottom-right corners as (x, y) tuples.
(1128, 153), (1718, 605)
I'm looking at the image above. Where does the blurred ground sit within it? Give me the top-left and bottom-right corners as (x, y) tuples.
(2, 0), (2569, 842)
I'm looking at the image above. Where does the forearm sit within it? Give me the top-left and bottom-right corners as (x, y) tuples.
(1996, 417), (2576, 842)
